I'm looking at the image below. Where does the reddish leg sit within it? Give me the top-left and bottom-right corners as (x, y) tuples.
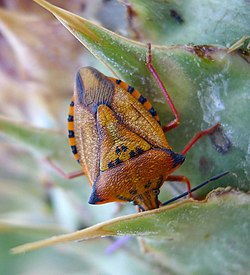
(166, 175), (192, 198)
(45, 158), (84, 179)
(181, 123), (220, 155)
(146, 43), (220, 155)
(146, 43), (180, 132)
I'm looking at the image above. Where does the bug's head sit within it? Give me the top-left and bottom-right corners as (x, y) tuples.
(88, 183), (161, 211)
(132, 189), (161, 211)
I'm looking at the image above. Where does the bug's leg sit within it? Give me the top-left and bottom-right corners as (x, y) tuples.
(146, 43), (180, 132)
(181, 123), (220, 155)
(44, 158), (84, 179)
(166, 175), (192, 198)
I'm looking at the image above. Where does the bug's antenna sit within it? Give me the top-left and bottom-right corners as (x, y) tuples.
(162, 171), (230, 206)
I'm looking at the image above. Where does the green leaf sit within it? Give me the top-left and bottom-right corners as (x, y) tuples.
(11, 188), (250, 274)
(2, 227), (153, 275)
(129, 0), (250, 45)
(2, 2), (248, 274)
(0, 116), (66, 158)
(33, 0), (250, 192)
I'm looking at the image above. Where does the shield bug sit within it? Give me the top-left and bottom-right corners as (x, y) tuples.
(68, 44), (219, 211)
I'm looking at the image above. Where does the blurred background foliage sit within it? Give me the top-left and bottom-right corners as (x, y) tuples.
(0, 0), (249, 274)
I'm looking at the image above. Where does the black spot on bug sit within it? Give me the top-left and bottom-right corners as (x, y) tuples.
(138, 95), (147, 104)
(144, 181), (152, 189)
(172, 153), (185, 168)
(164, 149), (185, 168)
(127, 86), (135, 93)
(129, 189), (137, 195)
(70, 101), (74, 106)
(116, 79), (121, 84)
(121, 145), (128, 152)
(170, 9), (184, 24)
(148, 107), (157, 117)
(136, 147), (144, 155)
(108, 161), (115, 168)
(68, 115), (74, 122)
(68, 130), (75, 138)
(115, 147), (121, 155)
(71, 145), (78, 154)
(129, 150), (136, 157)
(115, 158), (122, 165)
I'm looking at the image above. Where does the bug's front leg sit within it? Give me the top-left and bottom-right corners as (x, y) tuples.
(146, 43), (180, 132)
(181, 123), (220, 155)
(146, 43), (220, 155)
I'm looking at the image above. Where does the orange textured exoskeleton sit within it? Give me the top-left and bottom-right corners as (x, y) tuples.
(68, 67), (185, 210)
(68, 45), (219, 211)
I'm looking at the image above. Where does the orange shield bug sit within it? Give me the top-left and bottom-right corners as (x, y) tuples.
(68, 44), (220, 211)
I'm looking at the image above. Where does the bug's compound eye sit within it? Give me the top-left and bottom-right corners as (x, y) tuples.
(153, 189), (160, 196)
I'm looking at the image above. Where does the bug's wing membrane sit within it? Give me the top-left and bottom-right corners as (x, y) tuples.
(97, 105), (151, 172)
(73, 67), (115, 185)
(73, 103), (99, 185)
(73, 67), (121, 184)
(111, 85), (171, 149)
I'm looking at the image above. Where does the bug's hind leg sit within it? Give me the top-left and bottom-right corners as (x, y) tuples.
(166, 174), (192, 198)
(181, 123), (220, 155)
(166, 124), (220, 197)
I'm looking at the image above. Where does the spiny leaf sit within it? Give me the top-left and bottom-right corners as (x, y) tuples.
(11, 188), (250, 256)
(0, 222), (65, 235)
(32, 1), (250, 192)
(128, 0), (250, 45)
